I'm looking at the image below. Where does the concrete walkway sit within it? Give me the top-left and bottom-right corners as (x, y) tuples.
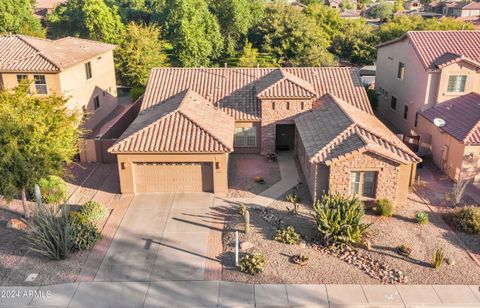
(1, 281), (479, 307)
(236, 151), (300, 207)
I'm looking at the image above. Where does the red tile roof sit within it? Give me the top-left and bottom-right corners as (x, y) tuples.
(34, 0), (66, 9)
(256, 69), (317, 99)
(377, 31), (480, 71)
(463, 1), (480, 9)
(109, 89), (235, 153)
(295, 94), (420, 165)
(420, 93), (480, 144)
(0, 35), (115, 73)
(142, 67), (372, 120)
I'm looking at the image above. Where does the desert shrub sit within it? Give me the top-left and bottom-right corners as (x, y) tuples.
(432, 248), (444, 269)
(274, 226), (301, 245)
(376, 198), (394, 217)
(27, 206), (75, 260)
(454, 206), (480, 234)
(239, 252), (267, 275)
(81, 201), (108, 224)
(313, 193), (370, 246)
(286, 191), (300, 215)
(415, 211), (429, 224)
(37, 175), (69, 206)
(239, 203), (247, 217)
(69, 212), (101, 251)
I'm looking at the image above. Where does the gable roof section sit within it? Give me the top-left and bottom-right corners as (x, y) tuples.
(419, 92), (480, 144)
(463, 1), (480, 9)
(109, 89), (235, 154)
(377, 31), (480, 71)
(0, 35), (115, 73)
(295, 94), (420, 165)
(256, 69), (317, 98)
(142, 67), (372, 120)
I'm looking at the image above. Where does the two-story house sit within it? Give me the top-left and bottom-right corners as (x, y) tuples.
(109, 68), (420, 205)
(375, 31), (480, 182)
(0, 34), (118, 162)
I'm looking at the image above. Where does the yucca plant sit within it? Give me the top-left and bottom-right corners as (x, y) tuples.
(27, 205), (75, 260)
(432, 248), (444, 269)
(313, 193), (370, 246)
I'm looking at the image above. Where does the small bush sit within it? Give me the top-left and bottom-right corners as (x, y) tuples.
(454, 206), (480, 234)
(286, 192), (300, 215)
(69, 212), (101, 251)
(27, 206), (75, 260)
(274, 226), (301, 245)
(432, 248), (444, 269)
(131, 86), (145, 101)
(313, 193), (370, 246)
(81, 201), (108, 224)
(376, 198), (394, 217)
(239, 252), (267, 275)
(415, 211), (429, 224)
(37, 175), (69, 206)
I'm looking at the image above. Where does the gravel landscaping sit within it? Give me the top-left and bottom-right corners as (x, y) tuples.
(221, 174), (480, 284)
(228, 154), (281, 199)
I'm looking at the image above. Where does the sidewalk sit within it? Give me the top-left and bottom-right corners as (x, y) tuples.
(1, 281), (479, 307)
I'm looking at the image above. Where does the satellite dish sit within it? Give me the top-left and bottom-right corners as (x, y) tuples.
(433, 118), (446, 128)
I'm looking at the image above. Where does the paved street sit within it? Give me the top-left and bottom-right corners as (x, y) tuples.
(1, 282), (480, 307)
(94, 192), (215, 282)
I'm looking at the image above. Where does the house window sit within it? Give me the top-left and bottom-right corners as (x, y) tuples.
(16, 74), (28, 84)
(390, 96), (397, 110)
(414, 112), (419, 127)
(350, 171), (377, 198)
(85, 62), (92, 80)
(34, 75), (47, 94)
(286, 101), (290, 110)
(397, 62), (405, 80)
(403, 105), (408, 120)
(301, 101), (305, 110)
(447, 75), (466, 92)
(272, 102), (275, 110)
(93, 96), (100, 110)
(234, 127), (257, 147)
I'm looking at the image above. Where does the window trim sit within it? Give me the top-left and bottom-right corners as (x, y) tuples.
(390, 96), (397, 111)
(33, 75), (47, 94)
(85, 62), (93, 80)
(447, 75), (467, 93)
(234, 127), (257, 148)
(397, 62), (405, 80)
(93, 96), (100, 110)
(403, 105), (408, 120)
(349, 171), (377, 198)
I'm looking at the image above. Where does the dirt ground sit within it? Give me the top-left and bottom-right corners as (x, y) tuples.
(221, 179), (480, 284)
(228, 154), (281, 199)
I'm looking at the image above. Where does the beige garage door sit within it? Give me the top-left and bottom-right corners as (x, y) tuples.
(133, 162), (213, 193)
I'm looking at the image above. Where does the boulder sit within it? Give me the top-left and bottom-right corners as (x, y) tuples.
(7, 218), (28, 230)
(240, 241), (254, 251)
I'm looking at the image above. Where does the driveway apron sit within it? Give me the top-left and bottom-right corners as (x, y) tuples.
(94, 192), (214, 282)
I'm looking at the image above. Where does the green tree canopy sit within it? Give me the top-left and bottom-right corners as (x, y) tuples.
(0, 83), (81, 217)
(304, 3), (344, 42)
(0, 0), (45, 37)
(47, 0), (125, 43)
(368, 1), (394, 21)
(252, 3), (336, 66)
(210, 0), (264, 56)
(115, 23), (169, 87)
(163, 0), (224, 66)
(237, 40), (259, 67)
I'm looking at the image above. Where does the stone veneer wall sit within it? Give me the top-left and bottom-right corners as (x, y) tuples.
(260, 98), (313, 155)
(328, 151), (401, 205)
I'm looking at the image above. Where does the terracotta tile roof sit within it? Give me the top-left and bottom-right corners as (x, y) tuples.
(419, 92), (480, 144)
(35, 0), (66, 9)
(256, 69), (317, 98)
(0, 35), (115, 73)
(463, 1), (480, 9)
(377, 31), (480, 71)
(142, 67), (372, 120)
(109, 89), (235, 153)
(295, 94), (420, 165)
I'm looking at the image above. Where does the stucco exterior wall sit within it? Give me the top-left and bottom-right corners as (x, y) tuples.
(116, 153), (229, 196)
(260, 98), (312, 154)
(433, 61), (480, 104)
(328, 151), (407, 206)
(59, 50), (118, 131)
(376, 39), (430, 135)
(0, 72), (62, 95)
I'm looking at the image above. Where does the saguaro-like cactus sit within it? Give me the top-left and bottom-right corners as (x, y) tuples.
(244, 209), (250, 234)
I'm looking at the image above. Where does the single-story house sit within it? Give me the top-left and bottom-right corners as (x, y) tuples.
(416, 92), (480, 183)
(109, 68), (420, 205)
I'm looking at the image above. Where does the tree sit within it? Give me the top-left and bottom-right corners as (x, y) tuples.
(163, 0), (224, 66)
(47, 0), (125, 43)
(252, 3), (336, 66)
(210, 0), (264, 56)
(394, 0), (404, 12)
(0, 0), (45, 37)
(112, 0), (164, 23)
(0, 83), (81, 217)
(237, 40), (259, 67)
(331, 18), (378, 65)
(304, 3), (344, 42)
(115, 23), (169, 87)
(368, 1), (394, 21)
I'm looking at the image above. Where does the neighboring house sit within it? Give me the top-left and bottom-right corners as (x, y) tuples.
(359, 65), (376, 86)
(375, 30), (480, 181)
(416, 93), (480, 182)
(404, 0), (423, 11)
(0, 34), (118, 162)
(109, 68), (420, 206)
(33, 0), (66, 18)
(425, 1), (480, 17)
(325, 0), (358, 10)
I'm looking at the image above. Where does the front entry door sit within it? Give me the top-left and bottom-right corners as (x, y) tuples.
(276, 124), (295, 151)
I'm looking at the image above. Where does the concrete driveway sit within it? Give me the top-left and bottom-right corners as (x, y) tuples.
(95, 192), (215, 282)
